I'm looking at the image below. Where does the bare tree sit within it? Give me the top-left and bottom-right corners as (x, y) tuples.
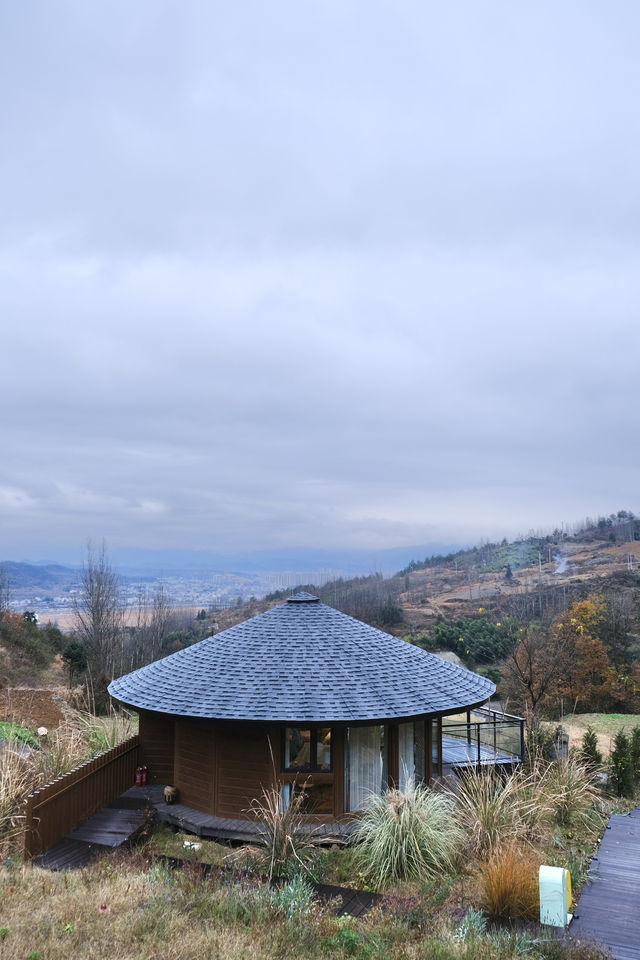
(127, 581), (175, 669)
(0, 563), (10, 616)
(502, 625), (571, 718)
(73, 541), (124, 711)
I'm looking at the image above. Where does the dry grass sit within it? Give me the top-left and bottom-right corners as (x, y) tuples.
(450, 766), (547, 856)
(538, 757), (602, 829)
(0, 739), (34, 855)
(76, 708), (138, 754)
(0, 862), (277, 960)
(555, 713), (640, 759)
(233, 780), (326, 881)
(478, 842), (539, 919)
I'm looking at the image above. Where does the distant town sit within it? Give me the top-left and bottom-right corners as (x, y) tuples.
(3, 565), (346, 620)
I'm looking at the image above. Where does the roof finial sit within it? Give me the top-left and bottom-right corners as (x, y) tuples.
(286, 591), (320, 603)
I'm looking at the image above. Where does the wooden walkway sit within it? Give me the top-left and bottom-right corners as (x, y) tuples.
(569, 806), (640, 960)
(34, 793), (150, 870)
(312, 881), (381, 917)
(33, 784), (356, 870)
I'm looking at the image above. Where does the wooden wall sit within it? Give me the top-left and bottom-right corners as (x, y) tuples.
(174, 719), (216, 814)
(215, 723), (276, 819)
(137, 713), (443, 820)
(138, 710), (174, 785)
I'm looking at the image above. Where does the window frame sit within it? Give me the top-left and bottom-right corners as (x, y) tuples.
(281, 726), (333, 774)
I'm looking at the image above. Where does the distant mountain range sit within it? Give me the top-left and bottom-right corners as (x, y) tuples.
(1, 542), (464, 585)
(0, 561), (78, 590)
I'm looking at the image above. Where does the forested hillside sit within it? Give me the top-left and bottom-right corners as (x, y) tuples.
(3, 511), (640, 721)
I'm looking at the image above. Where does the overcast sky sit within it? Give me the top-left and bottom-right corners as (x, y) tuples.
(2, 2), (640, 564)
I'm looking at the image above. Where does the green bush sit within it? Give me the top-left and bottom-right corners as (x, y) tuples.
(580, 726), (602, 768)
(609, 730), (634, 797)
(351, 783), (462, 888)
(0, 722), (39, 749)
(630, 726), (640, 783)
(423, 617), (518, 665)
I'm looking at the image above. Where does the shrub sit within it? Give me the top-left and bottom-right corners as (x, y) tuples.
(538, 757), (601, 829)
(238, 781), (324, 881)
(269, 874), (316, 918)
(451, 766), (544, 856)
(524, 719), (559, 766)
(351, 782), (463, 888)
(630, 726), (640, 784)
(456, 907), (487, 939)
(609, 730), (634, 797)
(580, 726), (602, 768)
(479, 843), (539, 920)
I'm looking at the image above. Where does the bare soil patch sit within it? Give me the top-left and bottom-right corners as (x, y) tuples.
(0, 687), (70, 730)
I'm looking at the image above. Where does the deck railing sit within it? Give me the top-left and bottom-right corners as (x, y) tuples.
(23, 735), (140, 859)
(442, 706), (524, 768)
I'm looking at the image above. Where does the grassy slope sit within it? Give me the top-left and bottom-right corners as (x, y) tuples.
(559, 713), (640, 757)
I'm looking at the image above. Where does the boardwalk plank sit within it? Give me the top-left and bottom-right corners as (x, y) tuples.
(569, 806), (640, 960)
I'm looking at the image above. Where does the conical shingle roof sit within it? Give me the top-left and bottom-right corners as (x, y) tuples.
(108, 592), (494, 723)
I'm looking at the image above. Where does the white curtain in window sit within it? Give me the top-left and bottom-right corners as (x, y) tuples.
(348, 726), (383, 811)
(398, 722), (414, 791)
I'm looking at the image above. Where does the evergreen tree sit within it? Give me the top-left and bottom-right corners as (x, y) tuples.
(610, 730), (634, 797)
(580, 726), (602, 768)
(630, 726), (640, 784)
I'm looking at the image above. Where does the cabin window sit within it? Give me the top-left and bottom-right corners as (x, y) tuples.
(398, 720), (426, 790)
(345, 725), (388, 811)
(280, 781), (333, 815)
(282, 727), (332, 772)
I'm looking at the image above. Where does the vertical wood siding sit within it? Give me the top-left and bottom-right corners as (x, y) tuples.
(173, 719), (215, 814)
(215, 724), (275, 819)
(138, 710), (175, 784)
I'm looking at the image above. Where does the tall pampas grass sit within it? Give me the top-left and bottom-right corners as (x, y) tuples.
(352, 782), (463, 888)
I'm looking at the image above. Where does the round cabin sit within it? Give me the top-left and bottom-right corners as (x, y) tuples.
(108, 592), (495, 821)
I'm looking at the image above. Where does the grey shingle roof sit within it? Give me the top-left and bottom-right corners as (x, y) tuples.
(108, 592), (494, 723)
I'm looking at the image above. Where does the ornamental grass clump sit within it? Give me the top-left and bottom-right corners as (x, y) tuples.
(478, 842), (539, 920)
(237, 781), (324, 881)
(451, 766), (545, 856)
(352, 782), (463, 888)
(77, 708), (137, 755)
(538, 756), (602, 830)
(0, 737), (33, 853)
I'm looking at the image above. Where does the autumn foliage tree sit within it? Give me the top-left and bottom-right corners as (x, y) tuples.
(504, 595), (614, 717)
(550, 597), (611, 712)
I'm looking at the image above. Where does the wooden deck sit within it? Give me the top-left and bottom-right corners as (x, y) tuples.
(568, 806), (640, 960)
(132, 784), (357, 843)
(33, 784), (356, 870)
(313, 881), (381, 917)
(441, 734), (519, 769)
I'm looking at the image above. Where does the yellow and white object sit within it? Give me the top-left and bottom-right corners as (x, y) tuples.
(539, 865), (572, 927)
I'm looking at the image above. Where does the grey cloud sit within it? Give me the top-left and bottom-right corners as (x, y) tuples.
(2, 1), (640, 559)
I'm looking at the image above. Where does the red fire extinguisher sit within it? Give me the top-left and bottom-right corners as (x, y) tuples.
(141, 765), (148, 786)
(135, 766), (143, 786)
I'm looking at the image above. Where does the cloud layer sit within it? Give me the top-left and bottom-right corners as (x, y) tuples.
(2, 2), (640, 559)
